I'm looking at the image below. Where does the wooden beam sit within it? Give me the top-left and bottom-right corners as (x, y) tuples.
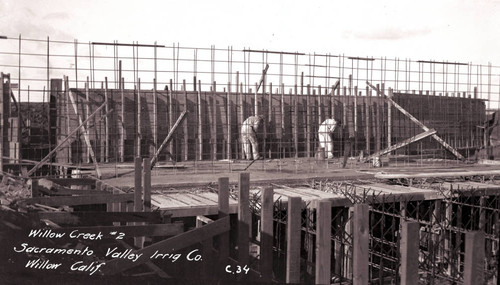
(315, 200), (332, 285)
(150, 111), (188, 168)
(400, 221), (419, 285)
(364, 129), (437, 161)
(19, 193), (134, 207)
(142, 158), (151, 211)
(238, 172), (250, 266)
(218, 177), (230, 265)
(68, 90), (101, 178)
(367, 81), (465, 160)
(286, 196), (302, 284)
(27, 103), (106, 177)
(463, 231), (485, 285)
(353, 204), (369, 285)
(260, 186), (274, 281)
(101, 216), (230, 275)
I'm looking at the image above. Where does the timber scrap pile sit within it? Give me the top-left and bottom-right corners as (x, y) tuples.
(0, 173), (31, 211)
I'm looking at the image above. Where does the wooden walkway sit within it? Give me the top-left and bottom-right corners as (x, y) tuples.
(152, 180), (500, 217)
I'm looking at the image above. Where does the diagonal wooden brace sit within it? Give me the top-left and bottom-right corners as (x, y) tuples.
(27, 103), (106, 177)
(363, 129), (437, 162)
(366, 81), (465, 160)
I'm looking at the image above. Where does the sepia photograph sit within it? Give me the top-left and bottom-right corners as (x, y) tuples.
(0, 0), (499, 284)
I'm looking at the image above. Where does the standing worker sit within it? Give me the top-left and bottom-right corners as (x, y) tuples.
(241, 115), (264, 160)
(318, 118), (339, 159)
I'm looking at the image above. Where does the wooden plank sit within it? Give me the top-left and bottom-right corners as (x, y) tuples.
(400, 221), (419, 285)
(463, 231), (485, 285)
(101, 216), (230, 275)
(286, 196), (302, 284)
(27, 103), (106, 177)
(315, 200), (332, 285)
(364, 129), (437, 161)
(238, 172), (250, 266)
(260, 186), (274, 281)
(367, 81), (465, 160)
(48, 223), (184, 238)
(20, 193), (134, 207)
(353, 203), (369, 285)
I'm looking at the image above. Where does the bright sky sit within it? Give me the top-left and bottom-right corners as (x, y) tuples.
(2, 0), (500, 65)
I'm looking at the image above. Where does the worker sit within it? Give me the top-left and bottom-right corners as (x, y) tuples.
(241, 115), (264, 160)
(318, 118), (339, 159)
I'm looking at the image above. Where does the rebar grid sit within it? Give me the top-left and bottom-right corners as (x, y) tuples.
(0, 36), (496, 175)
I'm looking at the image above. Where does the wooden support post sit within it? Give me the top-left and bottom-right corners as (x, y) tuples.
(153, 78), (158, 159)
(238, 172), (250, 266)
(463, 231), (485, 285)
(227, 82), (232, 160)
(85, 77), (91, 163)
(120, 76), (125, 162)
(400, 221), (419, 285)
(218, 177), (230, 266)
(104, 77), (109, 162)
(375, 84), (381, 152)
(294, 84), (299, 158)
(198, 80), (203, 161)
(366, 87), (371, 154)
(316, 200), (332, 285)
(136, 79), (142, 158)
(134, 157), (143, 248)
(142, 158), (151, 212)
(64, 76), (71, 164)
(306, 84), (311, 158)
(183, 80), (188, 161)
(168, 79), (174, 157)
(212, 81), (217, 160)
(353, 203), (369, 285)
(261, 186), (274, 282)
(287, 196), (302, 284)
(388, 88), (392, 150)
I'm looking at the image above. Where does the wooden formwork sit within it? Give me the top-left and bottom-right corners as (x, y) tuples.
(49, 76), (485, 165)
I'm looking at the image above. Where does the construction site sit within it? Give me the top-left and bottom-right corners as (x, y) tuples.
(0, 36), (499, 284)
